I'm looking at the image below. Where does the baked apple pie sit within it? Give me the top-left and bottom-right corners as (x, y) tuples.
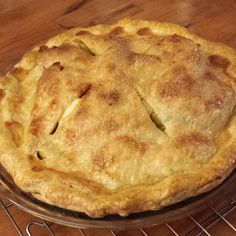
(0, 18), (235, 218)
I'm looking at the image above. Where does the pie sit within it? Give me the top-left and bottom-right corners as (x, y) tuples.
(0, 18), (236, 218)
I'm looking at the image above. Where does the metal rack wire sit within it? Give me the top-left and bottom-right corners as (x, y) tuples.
(0, 197), (235, 236)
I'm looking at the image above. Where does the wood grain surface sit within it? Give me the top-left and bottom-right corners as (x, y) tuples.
(0, 0), (236, 235)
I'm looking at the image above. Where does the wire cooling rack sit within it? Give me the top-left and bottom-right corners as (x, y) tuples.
(0, 194), (235, 236)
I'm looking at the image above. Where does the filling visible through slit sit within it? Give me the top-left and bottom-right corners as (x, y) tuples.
(49, 85), (91, 135)
(49, 99), (80, 135)
(61, 98), (80, 119)
(136, 91), (166, 133)
(75, 40), (95, 56)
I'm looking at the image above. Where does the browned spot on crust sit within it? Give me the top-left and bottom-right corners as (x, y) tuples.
(118, 135), (148, 154)
(175, 132), (211, 148)
(49, 98), (58, 110)
(36, 67), (60, 97)
(167, 34), (183, 43)
(202, 72), (234, 111)
(106, 63), (117, 73)
(158, 66), (194, 99)
(0, 89), (5, 100)
(75, 105), (89, 120)
(127, 52), (136, 65)
(202, 72), (231, 90)
(205, 96), (224, 111)
(92, 150), (114, 171)
(102, 119), (118, 134)
(208, 55), (230, 69)
(137, 27), (152, 36)
(202, 71), (215, 81)
(29, 117), (43, 136)
(109, 26), (124, 35)
(10, 67), (28, 82)
(14, 93), (24, 105)
(28, 155), (34, 161)
(65, 129), (78, 145)
(52, 61), (64, 71)
(75, 83), (92, 98)
(5, 120), (23, 147)
(31, 166), (43, 172)
(97, 89), (120, 105)
(65, 154), (76, 164)
(76, 30), (90, 36)
(65, 118), (118, 145)
(38, 45), (48, 52)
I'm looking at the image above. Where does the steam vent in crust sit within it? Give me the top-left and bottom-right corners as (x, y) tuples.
(0, 18), (236, 218)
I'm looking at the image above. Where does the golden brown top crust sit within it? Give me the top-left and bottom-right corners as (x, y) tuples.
(0, 18), (236, 218)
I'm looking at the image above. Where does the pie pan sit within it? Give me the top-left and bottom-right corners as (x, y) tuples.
(0, 164), (235, 230)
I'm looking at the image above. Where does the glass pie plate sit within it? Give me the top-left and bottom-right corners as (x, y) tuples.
(0, 164), (235, 230)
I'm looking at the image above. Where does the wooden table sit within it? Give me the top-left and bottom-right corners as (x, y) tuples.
(0, 1), (236, 235)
